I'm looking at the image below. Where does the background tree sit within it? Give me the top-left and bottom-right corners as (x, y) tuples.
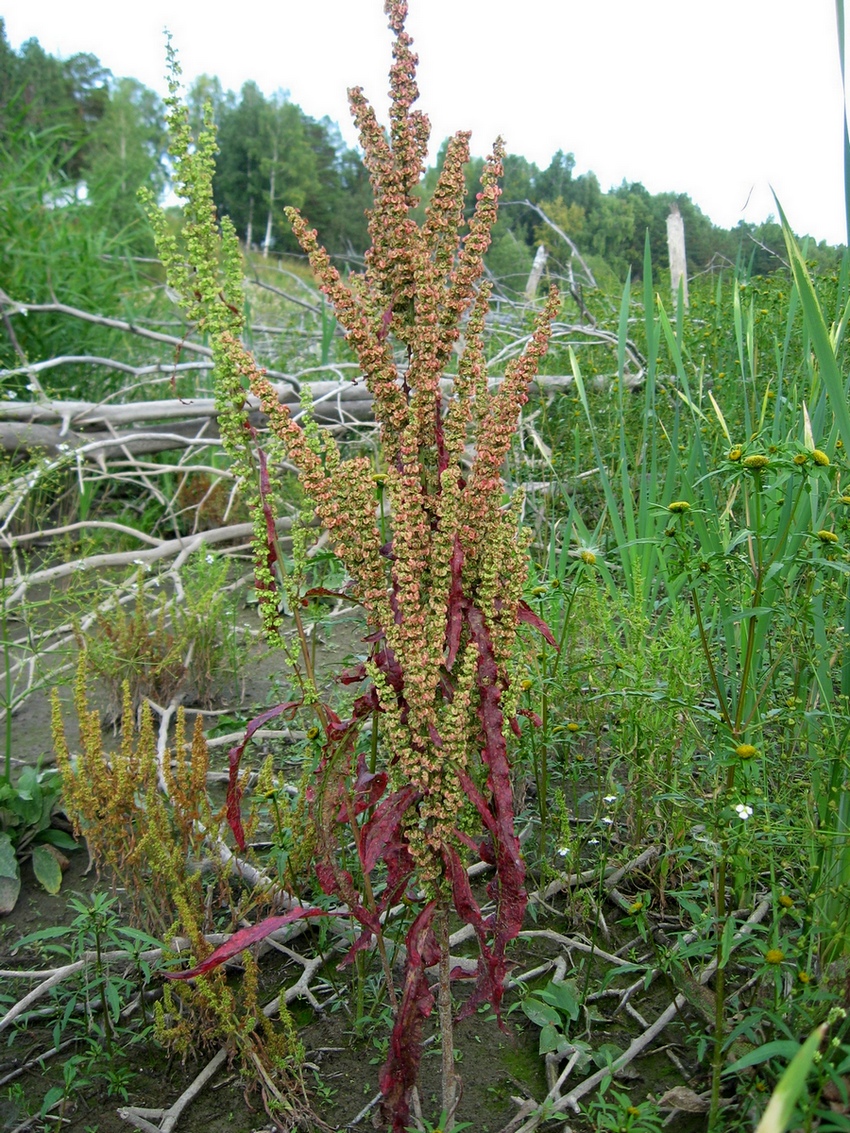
(84, 77), (167, 244)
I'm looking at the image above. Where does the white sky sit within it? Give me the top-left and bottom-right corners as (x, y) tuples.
(3, 1), (848, 245)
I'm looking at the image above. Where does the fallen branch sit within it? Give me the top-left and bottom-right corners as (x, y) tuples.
(496, 896), (772, 1132)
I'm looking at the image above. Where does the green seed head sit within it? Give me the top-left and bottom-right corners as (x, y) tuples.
(743, 454), (769, 470)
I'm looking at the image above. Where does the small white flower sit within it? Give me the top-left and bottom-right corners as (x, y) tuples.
(603, 794), (617, 804)
(205, 553), (215, 564)
(588, 838), (599, 845)
(601, 816), (614, 825)
(734, 803), (753, 821)
(557, 846), (569, 857)
(132, 559), (144, 566)
(56, 442), (69, 453)
(5, 390), (18, 399)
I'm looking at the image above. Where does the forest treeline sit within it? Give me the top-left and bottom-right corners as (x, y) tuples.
(0, 17), (845, 297)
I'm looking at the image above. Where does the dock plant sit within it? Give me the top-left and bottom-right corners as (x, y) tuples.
(146, 1), (558, 1128)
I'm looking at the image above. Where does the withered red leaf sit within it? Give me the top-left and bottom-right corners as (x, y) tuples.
(164, 906), (328, 981)
(227, 700), (301, 850)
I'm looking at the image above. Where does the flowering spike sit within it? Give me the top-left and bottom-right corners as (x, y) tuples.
(153, 0), (561, 1123)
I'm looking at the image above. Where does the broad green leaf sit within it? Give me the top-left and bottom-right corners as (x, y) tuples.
(40, 1086), (65, 1117)
(538, 1023), (565, 1054)
(0, 831), (16, 878)
(595, 1042), (626, 1068)
(0, 832), (20, 914)
(38, 829), (78, 851)
(521, 997), (560, 1028)
(723, 1039), (808, 1075)
(31, 844), (62, 895)
(539, 980), (580, 1021)
(754, 1025), (826, 1133)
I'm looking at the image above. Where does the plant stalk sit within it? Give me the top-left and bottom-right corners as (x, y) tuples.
(437, 902), (458, 1129)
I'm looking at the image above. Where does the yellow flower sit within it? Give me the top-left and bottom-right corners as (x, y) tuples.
(765, 948), (784, 965)
(743, 454), (769, 470)
(793, 453), (808, 466)
(797, 970), (811, 984)
(567, 722), (580, 733)
(579, 549), (596, 565)
(306, 727), (320, 740)
(521, 679), (533, 690)
(840, 496), (850, 506)
(728, 446), (743, 461)
(668, 500), (691, 514)
(735, 743), (758, 759)
(812, 449), (830, 466)
(628, 900), (644, 914)
(778, 894), (794, 909)
(817, 530), (839, 544)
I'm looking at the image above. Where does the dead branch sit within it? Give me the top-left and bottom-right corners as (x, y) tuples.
(497, 897), (772, 1133)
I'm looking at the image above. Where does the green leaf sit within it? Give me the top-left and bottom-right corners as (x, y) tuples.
(539, 980), (580, 1021)
(754, 1025), (826, 1133)
(105, 979), (121, 1022)
(596, 1042), (625, 1064)
(0, 831), (17, 877)
(15, 924), (73, 949)
(719, 915), (738, 969)
(31, 844), (63, 895)
(37, 829), (78, 851)
(521, 997), (560, 1028)
(538, 1023), (566, 1055)
(40, 1086), (65, 1117)
(117, 925), (165, 949)
(723, 1039), (808, 1075)
(778, 201), (850, 454)
(0, 832), (20, 914)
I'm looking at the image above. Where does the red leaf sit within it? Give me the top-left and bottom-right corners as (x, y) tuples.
(164, 907), (329, 980)
(455, 605), (528, 1023)
(379, 902), (439, 1131)
(338, 661), (368, 685)
(227, 701), (300, 850)
(359, 785), (419, 873)
(517, 600), (557, 646)
(334, 752), (388, 822)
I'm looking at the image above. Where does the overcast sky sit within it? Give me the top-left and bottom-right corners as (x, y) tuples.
(4, 1), (848, 245)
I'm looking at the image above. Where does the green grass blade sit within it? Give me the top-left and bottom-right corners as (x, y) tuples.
(754, 1024), (825, 1133)
(778, 199), (850, 451)
(837, 0), (850, 243)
